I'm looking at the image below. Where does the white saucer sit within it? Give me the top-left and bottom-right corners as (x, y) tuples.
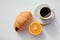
(33, 4), (54, 25)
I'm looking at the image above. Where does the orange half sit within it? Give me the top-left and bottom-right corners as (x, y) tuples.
(29, 22), (42, 35)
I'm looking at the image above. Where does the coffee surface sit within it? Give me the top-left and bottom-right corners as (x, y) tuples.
(40, 7), (51, 17)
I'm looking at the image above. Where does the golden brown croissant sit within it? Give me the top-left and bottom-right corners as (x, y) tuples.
(14, 11), (32, 31)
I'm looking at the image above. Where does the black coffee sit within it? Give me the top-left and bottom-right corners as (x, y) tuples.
(40, 7), (51, 17)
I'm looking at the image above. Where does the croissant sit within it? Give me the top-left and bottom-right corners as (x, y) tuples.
(14, 11), (32, 31)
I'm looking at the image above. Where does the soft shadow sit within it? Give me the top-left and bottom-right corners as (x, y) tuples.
(43, 16), (59, 37)
(17, 18), (46, 40)
(17, 31), (46, 40)
(31, 31), (46, 40)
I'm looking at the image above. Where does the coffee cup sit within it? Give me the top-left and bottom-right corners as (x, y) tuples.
(33, 4), (54, 24)
(38, 4), (54, 20)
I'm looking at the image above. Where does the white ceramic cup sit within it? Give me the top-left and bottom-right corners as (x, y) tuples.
(33, 4), (54, 24)
(38, 4), (54, 20)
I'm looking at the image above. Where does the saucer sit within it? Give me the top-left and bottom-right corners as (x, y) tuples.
(33, 4), (54, 24)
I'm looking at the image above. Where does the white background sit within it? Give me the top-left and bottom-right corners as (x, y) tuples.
(0, 0), (60, 40)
